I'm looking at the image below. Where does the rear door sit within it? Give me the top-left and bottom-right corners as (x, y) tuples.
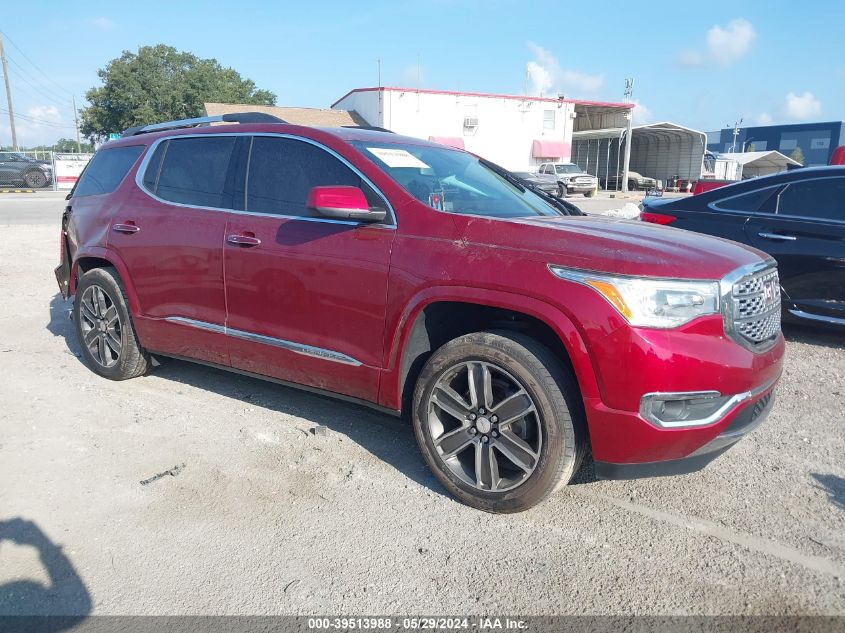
(745, 176), (845, 323)
(108, 134), (244, 365)
(222, 134), (395, 402)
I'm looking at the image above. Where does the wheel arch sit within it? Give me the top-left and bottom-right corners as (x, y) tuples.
(382, 289), (600, 418)
(71, 248), (141, 315)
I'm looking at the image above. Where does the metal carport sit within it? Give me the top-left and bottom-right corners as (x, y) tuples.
(572, 121), (707, 190)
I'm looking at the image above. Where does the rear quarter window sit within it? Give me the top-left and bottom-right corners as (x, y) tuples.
(713, 185), (781, 213)
(73, 145), (144, 197)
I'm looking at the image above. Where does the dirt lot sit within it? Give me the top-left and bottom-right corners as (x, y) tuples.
(1, 210), (844, 616)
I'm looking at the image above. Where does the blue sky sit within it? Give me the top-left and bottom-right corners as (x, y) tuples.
(2, 0), (843, 146)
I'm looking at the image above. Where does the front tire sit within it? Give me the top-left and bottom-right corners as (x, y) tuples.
(628, 180), (638, 191)
(584, 188), (596, 198)
(73, 267), (150, 380)
(412, 331), (584, 513)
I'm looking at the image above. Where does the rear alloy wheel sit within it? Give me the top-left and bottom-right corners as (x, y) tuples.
(413, 331), (584, 513)
(74, 267), (149, 380)
(23, 169), (47, 188)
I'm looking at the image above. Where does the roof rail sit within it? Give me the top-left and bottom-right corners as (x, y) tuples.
(121, 112), (287, 137)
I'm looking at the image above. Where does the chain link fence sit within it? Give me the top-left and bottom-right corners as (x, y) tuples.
(0, 150), (92, 190)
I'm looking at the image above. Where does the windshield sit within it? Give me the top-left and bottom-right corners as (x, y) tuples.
(352, 141), (562, 218)
(554, 164), (581, 174)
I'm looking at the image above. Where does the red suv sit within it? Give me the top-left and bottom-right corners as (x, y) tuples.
(56, 113), (784, 512)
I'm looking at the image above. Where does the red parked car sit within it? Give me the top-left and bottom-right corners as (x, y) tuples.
(56, 113), (784, 512)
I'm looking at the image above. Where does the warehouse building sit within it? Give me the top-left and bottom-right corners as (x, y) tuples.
(707, 121), (845, 166)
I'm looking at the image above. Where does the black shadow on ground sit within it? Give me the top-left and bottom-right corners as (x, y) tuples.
(811, 473), (845, 509)
(0, 518), (91, 626)
(783, 323), (844, 350)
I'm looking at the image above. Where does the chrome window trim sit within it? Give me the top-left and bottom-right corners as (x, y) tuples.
(639, 375), (779, 429)
(164, 317), (363, 367)
(707, 184), (783, 216)
(133, 132), (397, 229)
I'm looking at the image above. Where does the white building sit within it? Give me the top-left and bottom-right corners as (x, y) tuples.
(331, 87), (633, 172)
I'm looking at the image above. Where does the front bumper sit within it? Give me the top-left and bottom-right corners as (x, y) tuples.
(566, 182), (596, 192)
(594, 387), (775, 479)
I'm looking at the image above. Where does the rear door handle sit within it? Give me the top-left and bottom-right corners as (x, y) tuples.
(112, 223), (140, 234)
(227, 234), (261, 247)
(758, 232), (796, 241)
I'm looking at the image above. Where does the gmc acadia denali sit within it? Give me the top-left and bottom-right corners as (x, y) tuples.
(55, 113), (784, 512)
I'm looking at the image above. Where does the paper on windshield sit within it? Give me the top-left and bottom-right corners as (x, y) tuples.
(366, 147), (430, 169)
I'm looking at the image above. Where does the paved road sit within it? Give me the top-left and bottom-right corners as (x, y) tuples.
(0, 191), (66, 225)
(0, 219), (843, 617)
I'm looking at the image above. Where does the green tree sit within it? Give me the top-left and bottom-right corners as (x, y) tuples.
(80, 44), (276, 141)
(52, 138), (95, 153)
(789, 147), (805, 165)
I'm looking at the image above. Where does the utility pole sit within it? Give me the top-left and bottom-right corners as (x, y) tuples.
(621, 78), (634, 193)
(0, 34), (18, 150)
(72, 95), (81, 152)
(729, 118), (743, 153)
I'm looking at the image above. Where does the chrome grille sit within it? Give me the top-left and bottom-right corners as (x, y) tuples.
(728, 267), (781, 350)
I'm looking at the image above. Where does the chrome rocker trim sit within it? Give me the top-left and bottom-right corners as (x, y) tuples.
(164, 317), (362, 367)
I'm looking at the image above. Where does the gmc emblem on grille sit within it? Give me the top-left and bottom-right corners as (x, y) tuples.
(763, 279), (778, 305)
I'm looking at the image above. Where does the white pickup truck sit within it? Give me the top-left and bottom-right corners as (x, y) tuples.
(538, 162), (598, 197)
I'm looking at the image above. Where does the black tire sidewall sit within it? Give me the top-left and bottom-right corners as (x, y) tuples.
(412, 332), (576, 513)
(73, 268), (143, 380)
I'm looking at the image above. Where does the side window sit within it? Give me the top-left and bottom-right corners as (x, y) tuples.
(778, 178), (845, 221)
(714, 186), (780, 213)
(73, 146), (144, 197)
(141, 141), (167, 192)
(155, 136), (237, 208)
(246, 136), (384, 217)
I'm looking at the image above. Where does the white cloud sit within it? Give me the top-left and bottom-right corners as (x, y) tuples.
(526, 42), (603, 98)
(757, 112), (774, 125)
(631, 100), (652, 124)
(678, 18), (756, 67)
(0, 104), (73, 147)
(89, 17), (115, 30)
(27, 105), (61, 124)
(784, 91), (821, 120)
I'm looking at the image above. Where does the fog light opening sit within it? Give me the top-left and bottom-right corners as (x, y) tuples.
(640, 391), (738, 428)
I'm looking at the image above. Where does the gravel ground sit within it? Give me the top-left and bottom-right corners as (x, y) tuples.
(0, 221), (843, 616)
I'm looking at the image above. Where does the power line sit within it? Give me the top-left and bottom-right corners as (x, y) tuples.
(0, 105), (75, 129)
(0, 29), (74, 100)
(6, 58), (73, 109)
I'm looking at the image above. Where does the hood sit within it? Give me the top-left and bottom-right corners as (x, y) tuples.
(456, 213), (767, 280)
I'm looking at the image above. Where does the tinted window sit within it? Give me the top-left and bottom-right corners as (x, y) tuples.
(715, 186), (780, 213)
(246, 136), (383, 216)
(155, 136), (237, 208)
(778, 178), (845, 221)
(142, 141), (167, 192)
(73, 146), (144, 197)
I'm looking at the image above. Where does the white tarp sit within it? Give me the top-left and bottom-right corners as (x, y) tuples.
(53, 153), (93, 190)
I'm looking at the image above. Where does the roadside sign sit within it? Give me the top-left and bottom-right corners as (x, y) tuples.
(54, 153), (93, 190)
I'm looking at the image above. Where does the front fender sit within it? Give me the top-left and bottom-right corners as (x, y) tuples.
(378, 285), (601, 411)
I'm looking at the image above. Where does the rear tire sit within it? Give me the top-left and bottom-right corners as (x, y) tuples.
(73, 267), (150, 380)
(412, 330), (585, 513)
(23, 170), (47, 189)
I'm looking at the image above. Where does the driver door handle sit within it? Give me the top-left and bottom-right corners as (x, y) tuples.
(758, 232), (796, 242)
(227, 234), (261, 247)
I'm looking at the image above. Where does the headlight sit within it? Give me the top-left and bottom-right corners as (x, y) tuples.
(549, 266), (720, 328)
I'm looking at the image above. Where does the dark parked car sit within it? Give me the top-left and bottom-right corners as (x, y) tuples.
(0, 152), (53, 188)
(56, 113), (783, 512)
(641, 166), (845, 329)
(512, 171), (559, 196)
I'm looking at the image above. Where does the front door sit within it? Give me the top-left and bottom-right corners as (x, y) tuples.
(745, 176), (845, 323)
(223, 135), (395, 401)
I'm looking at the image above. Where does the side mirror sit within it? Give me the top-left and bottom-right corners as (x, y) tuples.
(306, 186), (387, 223)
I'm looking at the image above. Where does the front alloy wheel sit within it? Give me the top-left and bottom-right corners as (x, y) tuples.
(413, 331), (584, 513)
(428, 361), (541, 492)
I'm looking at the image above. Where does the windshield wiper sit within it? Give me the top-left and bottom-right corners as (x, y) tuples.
(479, 159), (526, 193)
